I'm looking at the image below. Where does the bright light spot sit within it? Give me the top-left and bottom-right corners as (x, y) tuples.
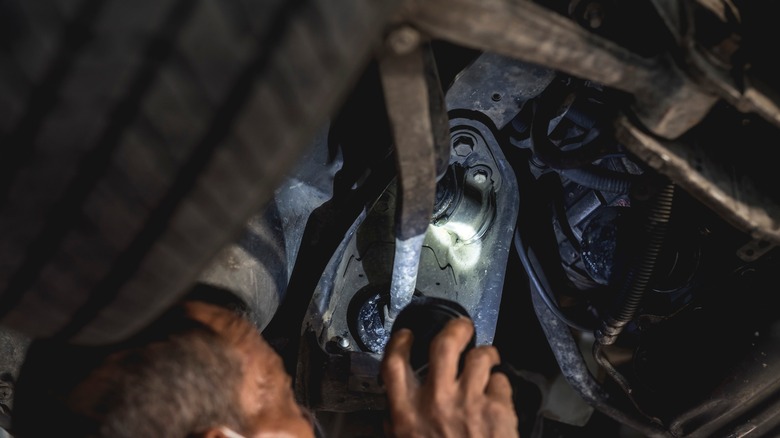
(429, 221), (482, 269)
(444, 220), (479, 243)
(429, 224), (455, 248)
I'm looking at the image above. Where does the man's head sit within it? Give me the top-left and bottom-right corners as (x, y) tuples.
(11, 298), (315, 438)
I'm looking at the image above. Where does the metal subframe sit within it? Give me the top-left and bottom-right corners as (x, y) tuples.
(299, 116), (519, 411)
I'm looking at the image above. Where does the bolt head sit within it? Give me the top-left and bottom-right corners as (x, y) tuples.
(386, 26), (421, 55)
(452, 135), (475, 157)
(473, 170), (489, 184)
(336, 336), (350, 349)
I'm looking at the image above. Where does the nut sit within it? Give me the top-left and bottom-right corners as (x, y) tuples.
(452, 135), (475, 157)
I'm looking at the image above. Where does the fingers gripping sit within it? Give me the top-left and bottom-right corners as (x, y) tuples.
(486, 371), (514, 403)
(382, 329), (417, 408)
(460, 346), (501, 397)
(381, 317), (520, 438)
(427, 317), (474, 391)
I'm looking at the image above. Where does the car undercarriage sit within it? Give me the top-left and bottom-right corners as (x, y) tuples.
(3, 0), (780, 436)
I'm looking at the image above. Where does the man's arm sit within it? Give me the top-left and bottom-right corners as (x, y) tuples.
(381, 317), (519, 437)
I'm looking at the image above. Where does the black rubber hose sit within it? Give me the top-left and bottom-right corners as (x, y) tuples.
(513, 228), (593, 332)
(596, 182), (676, 345)
(544, 173), (582, 253)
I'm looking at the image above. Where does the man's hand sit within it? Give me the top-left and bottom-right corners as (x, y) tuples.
(381, 317), (519, 437)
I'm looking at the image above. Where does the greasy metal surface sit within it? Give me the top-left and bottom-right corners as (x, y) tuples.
(445, 51), (556, 129)
(687, 47), (780, 133)
(647, 0), (780, 132)
(379, 35), (439, 241)
(409, 0), (659, 92)
(387, 234), (427, 323)
(736, 239), (777, 263)
(379, 35), (440, 321)
(260, 130), (396, 376)
(616, 117), (780, 245)
(307, 116), (518, 348)
(408, 0), (718, 138)
(0, 327), (29, 430)
(432, 162), (496, 244)
(423, 44), (455, 182)
(530, 270), (672, 438)
(425, 0), (780, 138)
(300, 116), (518, 411)
(295, 331), (386, 413)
